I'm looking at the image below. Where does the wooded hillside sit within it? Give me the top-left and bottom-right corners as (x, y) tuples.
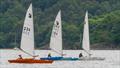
(0, 0), (120, 49)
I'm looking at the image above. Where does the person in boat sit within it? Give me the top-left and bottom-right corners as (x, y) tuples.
(33, 55), (39, 59)
(48, 53), (51, 57)
(18, 55), (23, 59)
(79, 53), (83, 58)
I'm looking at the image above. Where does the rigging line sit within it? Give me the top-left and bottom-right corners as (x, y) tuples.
(14, 47), (38, 57)
(83, 49), (92, 57)
(19, 48), (34, 57)
(50, 48), (65, 56)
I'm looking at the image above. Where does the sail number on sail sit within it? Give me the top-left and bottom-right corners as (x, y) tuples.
(52, 21), (60, 37)
(23, 27), (30, 35)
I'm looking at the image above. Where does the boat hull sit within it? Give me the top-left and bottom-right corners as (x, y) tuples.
(61, 57), (79, 61)
(8, 58), (53, 64)
(79, 57), (105, 60)
(40, 57), (63, 60)
(41, 57), (79, 61)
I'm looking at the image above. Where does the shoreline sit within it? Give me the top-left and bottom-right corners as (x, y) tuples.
(0, 48), (120, 50)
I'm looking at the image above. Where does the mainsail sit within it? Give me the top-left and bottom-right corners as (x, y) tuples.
(50, 10), (63, 56)
(82, 11), (91, 57)
(20, 4), (34, 56)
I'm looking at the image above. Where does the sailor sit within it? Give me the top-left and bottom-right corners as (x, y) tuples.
(18, 55), (23, 59)
(33, 55), (39, 59)
(48, 53), (51, 57)
(79, 53), (83, 58)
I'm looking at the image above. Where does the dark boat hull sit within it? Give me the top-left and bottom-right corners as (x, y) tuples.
(40, 57), (79, 61)
(61, 57), (79, 60)
(40, 57), (63, 60)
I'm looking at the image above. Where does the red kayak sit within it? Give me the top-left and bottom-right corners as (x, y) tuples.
(8, 58), (53, 64)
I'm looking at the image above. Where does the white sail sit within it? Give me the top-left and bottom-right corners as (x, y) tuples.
(20, 4), (34, 56)
(82, 11), (90, 56)
(50, 10), (62, 56)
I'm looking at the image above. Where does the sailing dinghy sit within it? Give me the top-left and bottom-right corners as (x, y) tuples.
(79, 11), (105, 60)
(40, 10), (79, 61)
(8, 4), (53, 63)
(40, 10), (63, 60)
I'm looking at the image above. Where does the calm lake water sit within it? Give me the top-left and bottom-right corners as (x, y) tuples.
(0, 50), (120, 68)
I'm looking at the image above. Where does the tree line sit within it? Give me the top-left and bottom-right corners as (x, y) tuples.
(0, 0), (120, 49)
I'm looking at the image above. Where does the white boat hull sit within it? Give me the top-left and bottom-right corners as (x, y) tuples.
(79, 57), (105, 60)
